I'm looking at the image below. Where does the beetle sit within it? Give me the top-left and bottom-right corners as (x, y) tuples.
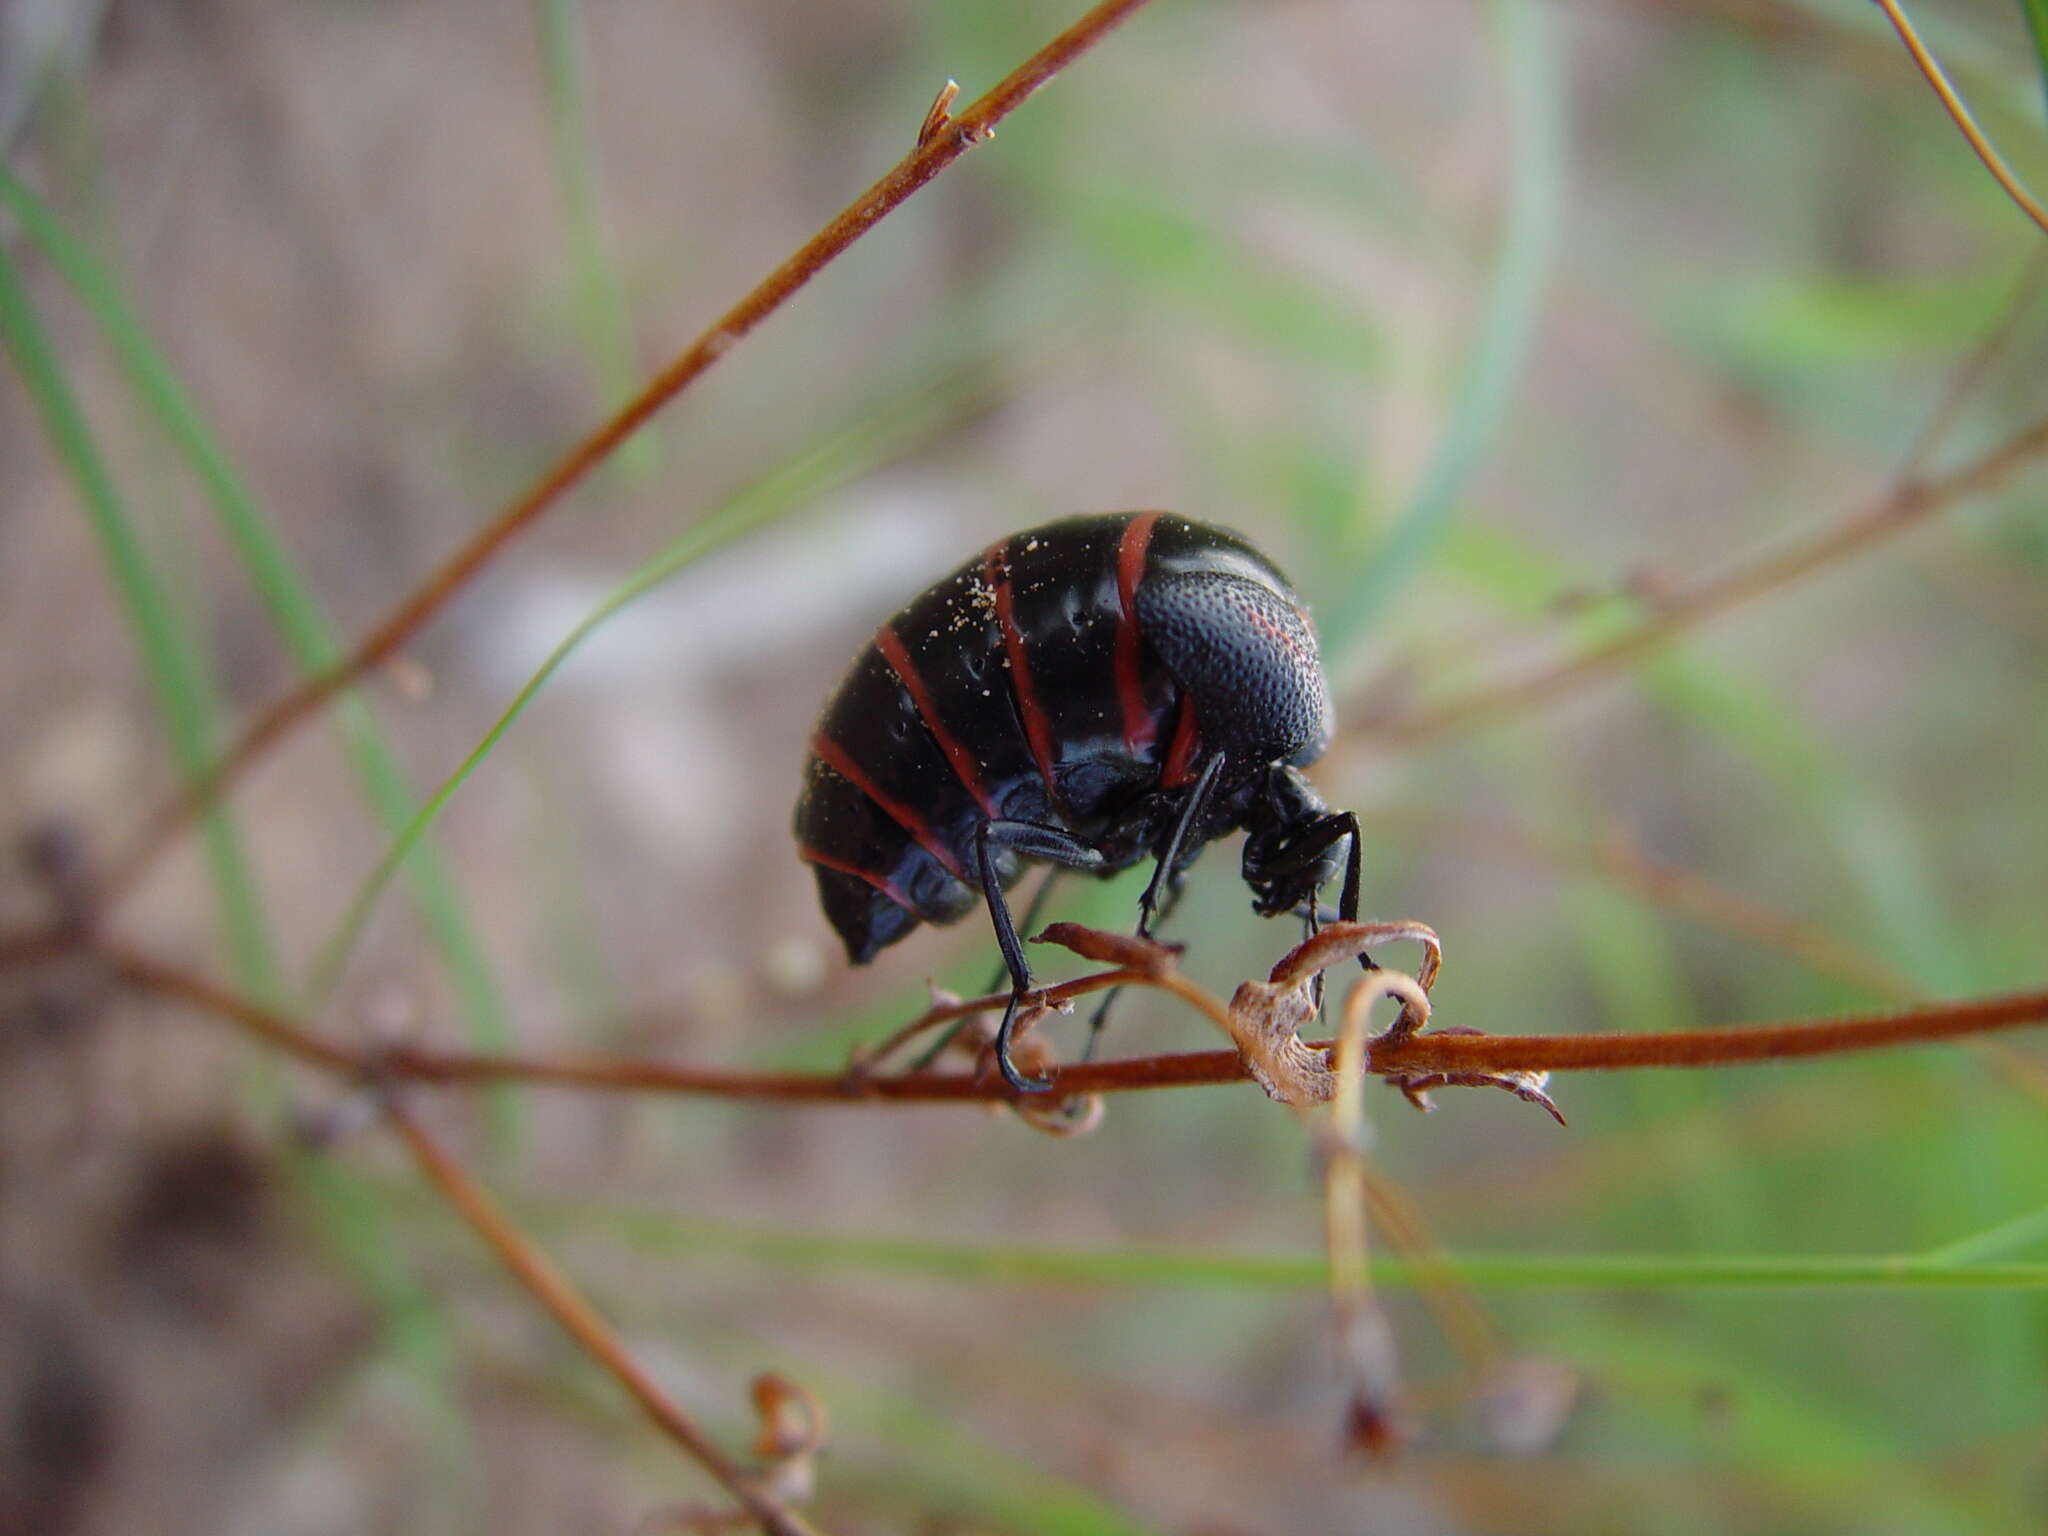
(794, 511), (1365, 1091)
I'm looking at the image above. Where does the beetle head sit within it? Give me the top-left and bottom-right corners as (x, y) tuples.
(1240, 763), (1343, 917)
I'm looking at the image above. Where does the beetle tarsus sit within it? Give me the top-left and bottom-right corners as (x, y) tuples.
(981, 821), (1098, 1094)
(995, 988), (1055, 1093)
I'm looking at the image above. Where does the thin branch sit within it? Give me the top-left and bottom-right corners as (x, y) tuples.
(1361, 413), (2048, 748)
(105, 942), (362, 1075)
(1873, 0), (2048, 238)
(98, 934), (2048, 1102)
(0, 924), (86, 972)
(93, 0), (1161, 906)
(386, 1097), (824, 1536)
(1364, 989), (2048, 1077)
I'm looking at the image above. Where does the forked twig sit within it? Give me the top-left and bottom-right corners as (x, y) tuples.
(92, 0), (1162, 907)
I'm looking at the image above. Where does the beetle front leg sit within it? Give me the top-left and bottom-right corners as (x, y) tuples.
(976, 819), (1105, 1093)
(1253, 811), (1363, 922)
(1253, 809), (1372, 994)
(1136, 750), (1228, 937)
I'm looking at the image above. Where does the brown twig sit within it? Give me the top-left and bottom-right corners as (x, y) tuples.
(97, 931), (2048, 1101)
(92, 0), (1162, 908)
(1364, 989), (2048, 1077)
(104, 942), (363, 1075)
(1359, 413), (2048, 749)
(386, 1097), (824, 1536)
(0, 924), (86, 973)
(843, 963), (1155, 1074)
(1872, 0), (2048, 238)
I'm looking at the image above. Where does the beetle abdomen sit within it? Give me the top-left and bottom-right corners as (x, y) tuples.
(795, 512), (1317, 966)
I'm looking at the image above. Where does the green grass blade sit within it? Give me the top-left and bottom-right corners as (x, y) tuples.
(2026, 0), (2048, 122)
(533, 0), (650, 480)
(0, 236), (281, 999)
(1, 167), (520, 1142)
(308, 364), (987, 999)
(1920, 1201), (2048, 1267)
(1321, 0), (1564, 657)
(420, 1190), (2048, 1291)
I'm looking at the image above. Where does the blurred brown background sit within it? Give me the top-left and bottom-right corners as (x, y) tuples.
(4, 0), (2047, 1531)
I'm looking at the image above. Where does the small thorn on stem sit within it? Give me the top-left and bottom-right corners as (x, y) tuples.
(917, 79), (961, 149)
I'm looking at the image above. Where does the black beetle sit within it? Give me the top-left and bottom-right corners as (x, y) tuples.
(794, 512), (1363, 1090)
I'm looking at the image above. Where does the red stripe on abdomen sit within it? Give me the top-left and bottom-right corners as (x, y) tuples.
(874, 623), (1000, 818)
(797, 843), (919, 914)
(1114, 512), (1162, 755)
(810, 732), (970, 883)
(987, 543), (1061, 804)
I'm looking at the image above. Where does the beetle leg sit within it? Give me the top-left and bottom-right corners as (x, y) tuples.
(1076, 870), (1194, 1066)
(981, 868), (1065, 998)
(1136, 750), (1228, 937)
(1051, 754), (1229, 1071)
(1257, 810), (1360, 912)
(903, 870), (1068, 1075)
(1265, 810), (1376, 980)
(977, 820), (1106, 1093)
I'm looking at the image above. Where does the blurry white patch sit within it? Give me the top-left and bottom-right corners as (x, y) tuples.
(763, 935), (826, 996)
(600, 702), (746, 858)
(19, 697), (139, 811)
(470, 479), (960, 695)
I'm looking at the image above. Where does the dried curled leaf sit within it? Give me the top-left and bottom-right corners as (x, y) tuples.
(1226, 969), (1333, 1106)
(1221, 920), (1442, 1106)
(749, 1372), (827, 1505)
